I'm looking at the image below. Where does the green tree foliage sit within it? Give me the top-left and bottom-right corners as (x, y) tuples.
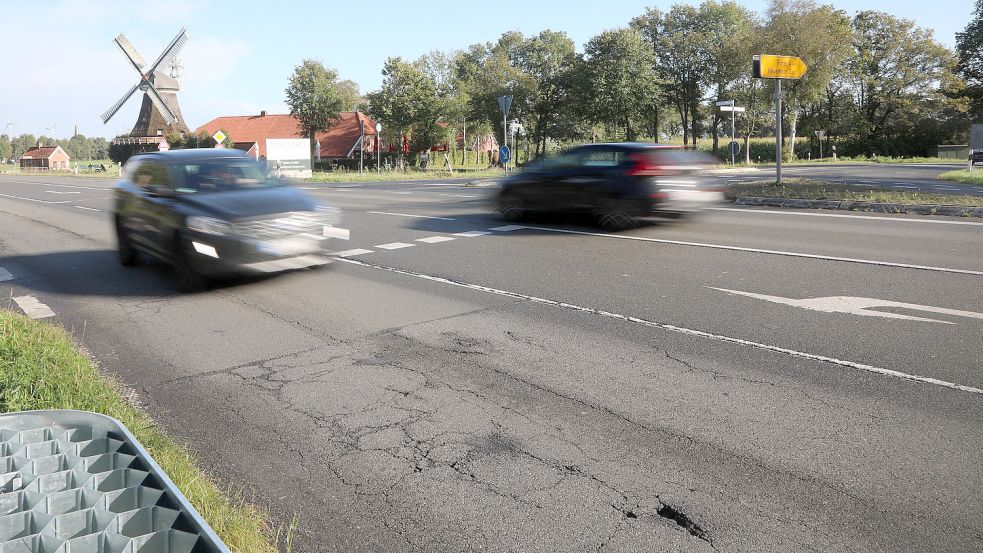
(956, 0), (983, 120)
(284, 59), (350, 147)
(582, 28), (659, 141)
(762, 0), (853, 157)
(846, 11), (966, 155)
(65, 134), (93, 161)
(0, 135), (11, 162)
(366, 57), (452, 159)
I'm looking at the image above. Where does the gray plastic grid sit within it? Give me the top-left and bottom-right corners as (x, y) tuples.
(0, 411), (228, 553)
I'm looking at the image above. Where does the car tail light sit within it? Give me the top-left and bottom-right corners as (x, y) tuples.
(650, 192), (668, 200)
(625, 153), (662, 176)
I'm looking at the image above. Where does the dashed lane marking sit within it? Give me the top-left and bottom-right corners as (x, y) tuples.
(453, 231), (490, 237)
(0, 267), (13, 282)
(0, 193), (71, 204)
(489, 225), (524, 231)
(332, 248), (374, 257)
(44, 190), (81, 194)
(709, 207), (983, 226)
(13, 295), (56, 319)
(375, 242), (416, 250)
(368, 211), (457, 221)
(74, 206), (103, 212)
(333, 256), (983, 397)
(416, 236), (455, 244)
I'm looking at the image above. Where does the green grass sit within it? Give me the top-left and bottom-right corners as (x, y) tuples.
(307, 167), (504, 183)
(728, 178), (983, 207)
(939, 169), (983, 185)
(0, 309), (283, 552)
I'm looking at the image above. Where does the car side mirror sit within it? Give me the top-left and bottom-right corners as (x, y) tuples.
(147, 184), (175, 198)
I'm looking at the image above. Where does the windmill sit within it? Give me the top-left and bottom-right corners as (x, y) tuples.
(44, 123), (57, 139)
(101, 29), (190, 138)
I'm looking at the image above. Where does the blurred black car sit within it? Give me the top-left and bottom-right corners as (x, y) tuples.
(113, 149), (346, 291)
(495, 143), (722, 229)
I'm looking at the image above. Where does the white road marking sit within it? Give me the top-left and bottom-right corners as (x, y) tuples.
(74, 196), (113, 203)
(709, 288), (983, 324)
(441, 193), (477, 198)
(368, 211), (457, 221)
(334, 257), (983, 396)
(322, 226), (350, 240)
(13, 296), (56, 319)
(4, 180), (107, 190)
(74, 206), (103, 212)
(332, 248), (374, 257)
(0, 267), (13, 282)
(516, 225), (983, 276)
(300, 186), (318, 190)
(709, 207), (983, 226)
(44, 190), (80, 194)
(416, 236), (455, 243)
(394, 191), (413, 195)
(891, 185), (918, 189)
(490, 225), (524, 232)
(0, 193), (71, 204)
(453, 231), (490, 237)
(375, 242), (415, 250)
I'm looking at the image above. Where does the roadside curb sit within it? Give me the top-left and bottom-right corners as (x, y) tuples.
(709, 167), (760, 174)
(464, 178), (501, 187)
(733, 196), (983, 218)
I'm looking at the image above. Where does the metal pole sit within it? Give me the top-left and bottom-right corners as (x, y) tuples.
(377, 133), (381, 172)
(775, 79), (783, 185)
(731, 108), (736, 165)
(503, 113), (507, 174)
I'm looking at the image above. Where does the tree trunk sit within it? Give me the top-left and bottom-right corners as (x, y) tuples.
(788, 112), (797, 161)
(653, 103), (660, 143)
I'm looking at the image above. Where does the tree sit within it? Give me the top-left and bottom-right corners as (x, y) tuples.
(0, 135), (11, 162)
(761, 0), (852, 158)
(284, 59), (349, 150)
(583, 28), (659, 141)
(366, 57), (451, 164)
(65, 134), (93, 160)
(956, 0), (983, 120)
(10, 134), (36, 160)
(848, 11), (966, 155)
(516, 31), (582, 156)
(700, 1), (755, 154)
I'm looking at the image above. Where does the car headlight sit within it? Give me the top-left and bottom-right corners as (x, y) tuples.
(186, 216), (232, 236)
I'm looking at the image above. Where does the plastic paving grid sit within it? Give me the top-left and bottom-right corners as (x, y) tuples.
(0, 411), (228, 553)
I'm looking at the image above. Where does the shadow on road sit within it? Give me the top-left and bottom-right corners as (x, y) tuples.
(0, 249), (290, 298)
(400, 210), (673, 235)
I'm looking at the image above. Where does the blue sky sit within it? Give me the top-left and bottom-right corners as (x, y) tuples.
(0, 0), (972, 140)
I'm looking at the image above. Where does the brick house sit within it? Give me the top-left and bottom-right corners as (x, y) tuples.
(19, 145), (71, 171)
(196, 111), (378, 161)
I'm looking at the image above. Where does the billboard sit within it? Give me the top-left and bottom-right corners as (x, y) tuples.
(266, 138), (312, 178)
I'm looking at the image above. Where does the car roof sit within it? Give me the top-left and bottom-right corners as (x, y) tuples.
(130, 149), (250, 164)
(576, 142), (686, 151)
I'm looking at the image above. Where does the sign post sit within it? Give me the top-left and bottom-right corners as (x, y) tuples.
(753, 54), (808, 185)
(716, 100), (745, 165)
(498, 95), (512, 172)
(814, 130), (826, 159)
(376, 123), (382, 172)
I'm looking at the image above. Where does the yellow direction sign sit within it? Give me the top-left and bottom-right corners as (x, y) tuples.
(753, 55), (808, 79)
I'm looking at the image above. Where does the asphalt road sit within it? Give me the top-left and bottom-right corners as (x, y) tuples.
(1, 172), (982, 552)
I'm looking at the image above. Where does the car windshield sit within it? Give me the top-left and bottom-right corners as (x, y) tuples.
(174, 160), (280, 193)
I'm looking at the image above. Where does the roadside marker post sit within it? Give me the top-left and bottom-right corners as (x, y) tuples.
(498, 95), (512, 173)
(753, 54), (808, 185)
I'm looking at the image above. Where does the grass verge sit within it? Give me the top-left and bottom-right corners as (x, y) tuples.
(0, 309), (282, 552)
(728, 178), (983, 207)
(939, 169), (983, 185)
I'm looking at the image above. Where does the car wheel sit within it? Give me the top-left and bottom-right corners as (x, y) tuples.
(597, 200), (636, 231)
(498, 192), (527, 222)
(173, 240), (208, 293)
(116, 218), (138, 267)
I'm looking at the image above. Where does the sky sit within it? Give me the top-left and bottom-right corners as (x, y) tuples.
(0, 0), (973, 140)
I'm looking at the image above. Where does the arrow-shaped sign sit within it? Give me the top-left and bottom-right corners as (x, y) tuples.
(753, 54), (808, 80)
(498, 95), (513, 118)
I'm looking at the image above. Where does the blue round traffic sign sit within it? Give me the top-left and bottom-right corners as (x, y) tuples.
(499, 145), (511, 164)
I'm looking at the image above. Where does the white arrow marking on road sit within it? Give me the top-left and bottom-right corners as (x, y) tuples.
(13, 296), (55, 319)
(709, 288), (983, 324)
(0, 267), (13, 282)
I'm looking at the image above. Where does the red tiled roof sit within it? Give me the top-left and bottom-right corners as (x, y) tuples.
(196, 112), (377, 159)
(196, 114), (302, 158)
(315, 112), (378, 159)
(20, 146), (59, 159)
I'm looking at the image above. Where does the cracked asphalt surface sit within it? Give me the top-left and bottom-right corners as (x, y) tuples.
(1, 170), (982, 552)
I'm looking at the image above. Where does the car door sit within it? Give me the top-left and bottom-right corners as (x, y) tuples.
(536, 148), (587, 210)
(565, 147), (622, 210)
(130, 161), (180, 259)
